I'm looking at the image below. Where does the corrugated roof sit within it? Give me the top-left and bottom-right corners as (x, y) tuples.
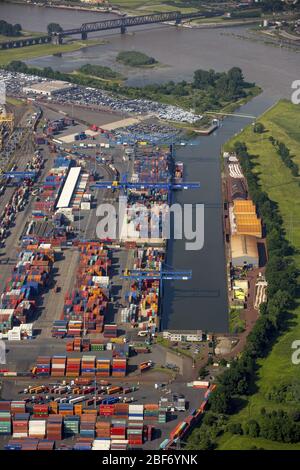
(231, 234), (259, 260)
(56, 167), (81, 209)
(233, 199), (256, 214)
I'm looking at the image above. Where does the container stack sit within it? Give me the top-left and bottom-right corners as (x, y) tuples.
(49, 401), (58, 415)
(91, 339), (105, 352)
(111, 439), (128, 451)
(33, 404), (49, 418)
(47, 415), (63, 440)
(80, 414), (96, 439)
(158, 410), (167, 424)
(35, 356), (51, 376)
(92, 438), (110, 450)
(74, 338), (82, 352)
(28, 418), (46, 438)
(11, 401), (26, 414)
(112, 358), (127, 377)
(127, 422), (143, 446)
(12, 413), (29, 438)
(51, 321), (68, 338)
(99, 404), (115, 417)
(113, 403), (129, 419)
(96, 359), (110, 377)
(66, 340), (74, 352)
(58, 403), (74, 417)
(110, 419), (126, 440)
(73, 438), (92, 450)
(67, 320), (82, 337)
(0, 411), (11, 435)
(81, 338), (90, 352)
(66, 357), (81, 377)
(95, 420), (110, 438)
(60, 243), (110, 336)
(81, 356), (96, 377)
(104, 323), (117, 339)
(51, 356), (66, 377)
(144, 404), (159, 422)
(37, 440), (55, 450)
(64, 415), (80, 436)
(129, 404), (143, 422)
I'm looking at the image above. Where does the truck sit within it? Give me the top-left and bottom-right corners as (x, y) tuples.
(139, 360), (153, 373)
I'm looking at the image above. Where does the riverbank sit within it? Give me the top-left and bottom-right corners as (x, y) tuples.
(216, 99), (300, 450)
(2, 0), (123, 16)
(0, 39), (106, 66)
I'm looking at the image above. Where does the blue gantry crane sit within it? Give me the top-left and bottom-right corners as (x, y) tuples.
(3, 171), (36, 180)
(122, 265), (192, 292)
(91, 180), (200, 191)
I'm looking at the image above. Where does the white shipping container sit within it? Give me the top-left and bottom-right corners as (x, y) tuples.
(80, 202), (91, 211)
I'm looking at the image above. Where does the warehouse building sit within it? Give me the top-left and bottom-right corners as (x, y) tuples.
(23, 80), (75, 97)
(162, 330), (203, 342)
(232, 199), (262, 238)
(230, 234), (259, 267)
(56, 167), (81, 209)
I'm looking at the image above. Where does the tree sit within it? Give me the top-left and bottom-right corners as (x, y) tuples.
(227, 67), (244, 86)
(253, 122), (265, 134)
(199, 367), (208, 379)
(245, 419), (260, 438)
(47, 23), (63, 34)
(209, 388), (231, 414)
(219, 358), (227, 367)
(227, 422), (243, 435)
(198, 436), (215, 450)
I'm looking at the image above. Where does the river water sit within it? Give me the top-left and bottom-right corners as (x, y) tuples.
(1, 3), (298, 331)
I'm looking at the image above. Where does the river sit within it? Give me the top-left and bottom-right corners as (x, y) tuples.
(1, 2), (298, 332)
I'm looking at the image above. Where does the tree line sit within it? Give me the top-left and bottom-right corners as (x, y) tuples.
(0, 20), (22, 37)
(269, 136), (299, 177)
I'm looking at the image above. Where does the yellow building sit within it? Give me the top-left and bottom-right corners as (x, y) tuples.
(235, 214), (262, 238)
(233, 199), (262, 238)
(233, 199), (256, 214)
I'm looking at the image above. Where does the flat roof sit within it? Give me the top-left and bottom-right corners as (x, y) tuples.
(56, 167), (81, 209)
(23, 80), (74, 93)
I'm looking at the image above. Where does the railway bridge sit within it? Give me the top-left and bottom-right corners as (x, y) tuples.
(0, 11), (215, 49)
(0, 35), (50, 50)
(52, 11), (206, 43)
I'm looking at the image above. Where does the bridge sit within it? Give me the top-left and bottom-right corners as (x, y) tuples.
(53, 11), (207, 43)
(0, 35), (50, 50)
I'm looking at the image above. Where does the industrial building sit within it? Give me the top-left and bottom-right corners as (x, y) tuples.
(23, 80), (75, 97)
(232, 199), (262, 238)
(162, 330), (203, 342)
(230, 234), (259, 267)
(56, 167), (81, 209)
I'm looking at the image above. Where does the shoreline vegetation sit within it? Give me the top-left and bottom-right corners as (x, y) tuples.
(76, 63), (124, 83)
(187, 100), (300, 451)
(3, 61), (261, 131)
(0, 38), (107, 66)
(116, 50), (158, 68)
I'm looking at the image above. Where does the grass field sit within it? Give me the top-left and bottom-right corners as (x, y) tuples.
(0, 39), (106, 66)
(110, 0), (200, 13)
(217, 99), (300, 450)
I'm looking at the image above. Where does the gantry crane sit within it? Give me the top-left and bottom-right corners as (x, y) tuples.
(122, 265), (192, 292)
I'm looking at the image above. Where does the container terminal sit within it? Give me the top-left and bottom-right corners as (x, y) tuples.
(0, 78), (266, 451)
